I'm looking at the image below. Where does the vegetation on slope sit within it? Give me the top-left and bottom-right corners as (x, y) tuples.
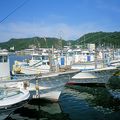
(76, 31), (120, 48)
(0, 37), (67, 51)
(0, 31), (120, 51)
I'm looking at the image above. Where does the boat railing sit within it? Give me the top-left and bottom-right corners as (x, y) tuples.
(29, 60), (43, 67)
(0, 76), (11, 81)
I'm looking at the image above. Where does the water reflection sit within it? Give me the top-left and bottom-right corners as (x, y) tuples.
(64, 86), (120, 111)
(3, 82), (120, 120)
(0, 100), (29, 120)
(6, 99), (71, 120)
(60, 83), (120, 120)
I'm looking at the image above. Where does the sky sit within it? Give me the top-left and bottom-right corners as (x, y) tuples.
(0, 0), (120, 42)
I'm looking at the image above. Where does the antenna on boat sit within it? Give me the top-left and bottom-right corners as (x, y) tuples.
(43, 37), (48, 49)
(43, 37), (53, 72)
(84, 35), (85, 49)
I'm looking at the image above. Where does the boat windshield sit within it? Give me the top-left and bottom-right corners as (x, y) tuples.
(42, 55), (49, 60)
(68, 52), (73, 56)
(33, 56), (42, 60)
(0, 88), (21, 100)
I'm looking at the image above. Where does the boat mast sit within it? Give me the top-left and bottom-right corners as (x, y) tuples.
(44, 37), (52, 72)
(95, 44), (97, 69)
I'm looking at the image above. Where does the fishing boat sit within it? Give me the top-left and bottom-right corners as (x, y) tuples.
(0, 85), (30, 110)
(67, 66), (118, 85)
(28, 68), (80, 102)
(67, 45), (120, 85)
(9, 48), (82, 103)
(12, 52), (50, 75)
(109, 59), (120, 67)
(0, 50), (30, 111)
(71, 49), (102, 71)
(0, 50), (62, 106)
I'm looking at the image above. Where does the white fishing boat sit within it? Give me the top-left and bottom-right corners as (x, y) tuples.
(0, 50), (80, 120)
(0, 50), (30, 111)
(71, 61), (103, 71)
(71, 49), (101, 71)
(68, 46), (120, 84)
(0, 86), (30, 109)
(0, 50), (65, 104)
(28, 69), (80, 102)
(10, 49), (82, 103)
(109, 59), (120, 67)
(68, 66), (118, 84)
(12, 52), (50, 75)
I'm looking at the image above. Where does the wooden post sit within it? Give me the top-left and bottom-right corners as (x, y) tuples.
(35, 79), (40, 98)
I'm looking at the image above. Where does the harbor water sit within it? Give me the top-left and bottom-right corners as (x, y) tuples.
(5, 85), (120, 120)
(1, 54), (120, 120)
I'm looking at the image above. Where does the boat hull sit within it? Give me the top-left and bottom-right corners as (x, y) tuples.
(0, 89), (30, 110)
(69, 67), (118, 84)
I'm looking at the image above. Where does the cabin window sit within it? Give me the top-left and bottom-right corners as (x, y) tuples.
(0, 56), (2, 62)
(42, 62), (46, 65)
(68, 52), (73, 56)
(90, 53), (94, 55)
(42, 56), (49, 60)
(3, 56), (8, 62)
(33, 56), (42, 60)
(63, 53), (66, 56)
(0, 56), (8, 62)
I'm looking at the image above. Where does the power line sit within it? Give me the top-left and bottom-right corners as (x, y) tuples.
(0, 0), (29, 24)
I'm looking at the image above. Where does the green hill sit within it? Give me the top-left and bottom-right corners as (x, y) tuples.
(0, 31), (120, 51)
(0, 37), (67, 51)
(76, 31), (120, 48)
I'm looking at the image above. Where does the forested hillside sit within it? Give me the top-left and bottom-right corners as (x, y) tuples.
(0, 37), (67, 51)
(0, 31), (120, 51)
(76, 31), (120, 47)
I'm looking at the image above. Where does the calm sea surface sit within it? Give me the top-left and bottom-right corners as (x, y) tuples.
(2, 54), (120, 120)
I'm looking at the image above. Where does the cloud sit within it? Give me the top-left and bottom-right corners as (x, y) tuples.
(0, 21), (114, 42)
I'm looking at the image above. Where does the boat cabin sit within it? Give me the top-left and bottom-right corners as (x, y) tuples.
(29, 53), (50, 66)
(0, 51), (10, 81)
